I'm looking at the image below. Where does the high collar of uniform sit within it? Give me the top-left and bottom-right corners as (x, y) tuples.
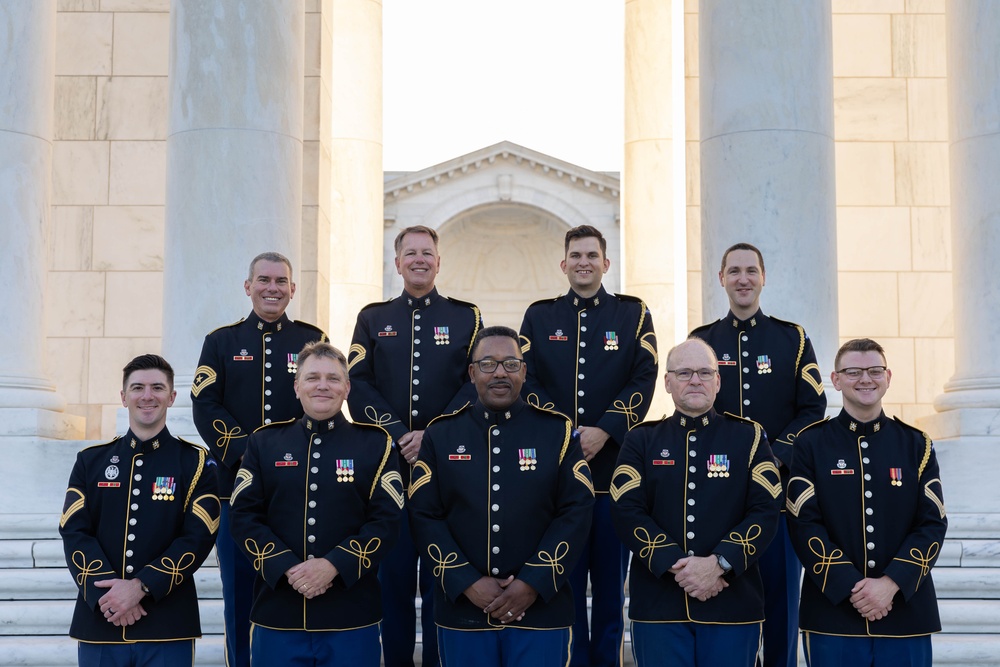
(564, 285), (608, 311)
(303, 411), (346, 434)
(836, 408), (887, 436)
(402, 287), (439, 309)
(125, 426), (170, 452)
(475, 397), (526, 425)
(247, 310), (291, 332)
(671, 408), (717, 429)
(728, 308), (766, 329)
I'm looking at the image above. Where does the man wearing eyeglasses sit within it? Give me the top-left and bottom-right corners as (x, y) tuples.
(690, 242), (826, 667)
(610, 338), (782, 666)
(785, 338), (946, 667)
(519, 225), (657, 667)
(348, 225), (483, 667)
(409, 326), (595, 666)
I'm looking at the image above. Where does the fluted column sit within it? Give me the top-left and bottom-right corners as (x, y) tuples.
(698, 0), (839, 376)
(0, 0), (72, 426)
(163, 0), (305, 399)
(624, 0), (674, 415)
(920, 1), (1000, 513)
(324, 0), (383, 351)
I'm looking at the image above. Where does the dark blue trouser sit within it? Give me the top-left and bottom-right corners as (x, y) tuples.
(758, 515), (803, 667)
(439, 626), (571, 667)
(631, 621), (762, 666)
(78, 639), (194, 667)
(219, 500), (254, 667)
(380, 509), (438, 667)
(569, 494), (628, 667)
(803, 632), (931, 667)
(251, 623), (381, 667)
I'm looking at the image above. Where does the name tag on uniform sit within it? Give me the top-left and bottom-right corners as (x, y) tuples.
(718, 360), (737, 366)
(449, 455), (471, 461)
(652, 460), (675, 466)
(233, 355), (253, 361)
(98, 482), (121, 488)
(275, 461), (298, 467)
(830, 469), (854, 475)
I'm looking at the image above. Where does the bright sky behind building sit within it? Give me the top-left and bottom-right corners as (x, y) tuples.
(383, 0), (624, 173)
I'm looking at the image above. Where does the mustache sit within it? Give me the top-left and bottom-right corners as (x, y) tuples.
(487, 379), (512, 389)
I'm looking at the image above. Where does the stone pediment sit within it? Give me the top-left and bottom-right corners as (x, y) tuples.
(384, 140), (620, 203)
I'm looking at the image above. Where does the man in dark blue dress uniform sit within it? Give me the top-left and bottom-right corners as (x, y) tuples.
(347, 225), (483, 667)
(408, 326), (595, 666)
(61, 354), (220, 666)
(229, 342), (403, 666)
(191, 252), (327, 667)
(786, 339), (946, 667)
(690, 242), (826, 667)
(518, 225), (657, 667)
(610, 338), (782, 666)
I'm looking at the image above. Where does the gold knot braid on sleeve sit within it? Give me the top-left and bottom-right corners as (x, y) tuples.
(608, 392), (644, 428)
(427, 544), (464, 590)
(722, 524), (763, 570)
(807, 536), (852, 593)
(524, 541), (571, 590)
(149, 552), (197, 595)
(71, 551), (113, 601)
(244, 539), (289, 572)
(634, 527), (673, 569)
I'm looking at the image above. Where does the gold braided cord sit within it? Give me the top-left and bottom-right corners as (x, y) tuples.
(71, 551), (113, 600)
(608, 393), (644, 428)
(722, 524), (763, 569)
(244, 539), (289, 572)
(634, 527), (673, 569)
(149, 552), (197, 595)
(337, 537), (382, 579)
(183, 448), (205, 510)
(525, 541), (570, 590)
(806, 536), (852, 593)
(211, 419), (246, 461)
(427, 543), (465, 589)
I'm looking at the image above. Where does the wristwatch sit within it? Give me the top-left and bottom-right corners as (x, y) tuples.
(138, 579), (151, 596)
(714, 553), (733, 576)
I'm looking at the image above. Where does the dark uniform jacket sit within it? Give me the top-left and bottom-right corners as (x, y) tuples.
(229, 413), (403, 631)
(519, 285), (658, 491)
(691, 309), (826, 469)
(786, 410), (947, 637)
(60, 427), (220, 643)
(610, 410), (782, 624)
(347, 287), (482, 443)
(191, 310), (327, 497)
(408, 399), (596, 630)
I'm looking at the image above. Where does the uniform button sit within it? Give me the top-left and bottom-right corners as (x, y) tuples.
(688, 482), (696, 489)
(413, 365), (420, 371)
(307, 554), (315, 560)
(309, 501), (317, 508)
(314, 438), (322, 445)
(492, 484), (500, 491)
(743, 383), (750, 389)
(743, 399), (750, 406)
(414, 314), (421, 320)
(689, 466), (696, 473)
(265, 376), (272, 382)
(868, 560), (876, 568)
(265, 362), (272, 369)
(128, 534), (135, 541)
(265, 348), (272, 355)
(865, 491), (872, 498)
(414, 351), (421, 358)
(414, 339), (421, 345)
(413, 394), (420, 401)
(686, 532), (695, 539)
(265, 389), (272, 396)
(135, 460), (143, 467)
(126, 550), (133, 557)
(493, 447), (500, 453)
(129, 518), (137, 526)
(134, 474), (141, 481)
(688, 550), (695, 556)
(581, 312), (587, 318)
(264, 404), (271, 411)
(308, 518), (316, 525)
(866, 525), (874, 533)
(493, 466), (500, 473)
(579, 357), (586, 364)
(578, 408), (584, 414)
(133, 489), (140, 496)
(126, 565), (134, 573)
(310, 483), (318, 491)
(866, 508), (873, 516)
(689, 450), (696, 456)
(743, 367), (749, 373)
(580, 342), (586, 348)
(413, 378), (420, 385)
(131, 503), (138, 510)
(578, 374), (585, 380)
(493, 525), (500, 532)
(311, 467), (319, 474)
(687, 515), (695, 522)
(492, 504), (500, 511)
(264, 419), (272, 424)
(492, 546), (500, 554)
(414, 325), (421, 331)
(265, 336), (272, 342)
(492, 568), (500, 575)
(862, 457), (870, 464)
(689, 436), (697, 442)
(308, 535), (316, 543)
(581, 326), (587, 332)
(492, 429), (500, 436)
(578, 390), (584, 396)
(864, 474), (871, 481)
(412, 410), (419, 416)
(688, 499), (695, 506)
(867, 542), (875, 550)
(314, 451), (321, 458)
(861, 441), (869, 448)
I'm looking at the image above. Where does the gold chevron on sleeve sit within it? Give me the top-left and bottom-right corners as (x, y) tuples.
(230, 468), (253, 504)
(347, 344), (367, 372)
(753, 461), (782, 499)
(190, 366), (217, 397)
(610, 465), (641, 502)
(519, 335), (531, 354)
(573, 460), (595, 496)
(924, 479), (946, 518)
(60, 488), (85, 528)
(640, 332), (658, 365)
(191, 494), (221, 534)
(786, 476), (815, 517)
(801, 363), (825, 396)
(382, 470), (406, 509)
(407, 460), (432, 499)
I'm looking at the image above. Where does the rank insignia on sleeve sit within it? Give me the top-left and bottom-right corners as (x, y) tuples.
(548, 329), (568, 341)
(434, 326), (450, 345)
(152, 477), (176, 501)
(519, 449), (537, 471)
(756, 355), (772, 374)
(707, 454), (730, 478)
(97, 482), (121, 488)
(890, 468), (903, 486)
(378, 325), (397, 337)
(718, 353), (737, 366)
(275, 453), (298, 467)
(604, 332), (619, 351)
(337, 459), (355, 482)
(287, 353), (298, 374)
(830, 459), (854, 475)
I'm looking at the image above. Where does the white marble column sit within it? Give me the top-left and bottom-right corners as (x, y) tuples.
(919, 1), (1000, 513)
(163, 0), (305, 402)
(698, 0), (839, 376)
(0, 0), (80, 437)
(324, 0), (383, 352)
(624, 0), (674, 416)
